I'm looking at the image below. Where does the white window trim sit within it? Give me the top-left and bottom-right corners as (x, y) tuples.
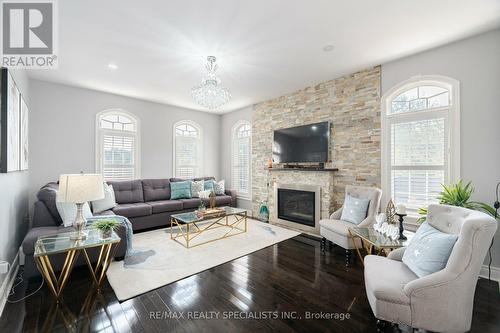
(231, 120), (252, 200)
(172, 120), (203, 178)
(95, 109), (141, 179)
(381, 75), (460, 223)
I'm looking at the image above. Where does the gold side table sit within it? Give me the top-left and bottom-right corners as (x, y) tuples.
(348, 227), (413, 266)
(34, 229), (121, 301)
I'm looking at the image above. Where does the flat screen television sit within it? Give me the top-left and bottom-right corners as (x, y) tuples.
(272, 121), (330, 164)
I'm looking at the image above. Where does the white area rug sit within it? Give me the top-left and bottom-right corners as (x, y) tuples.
(106, 219), (300, 301)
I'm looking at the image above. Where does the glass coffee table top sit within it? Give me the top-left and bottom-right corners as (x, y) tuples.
(34, 228), (120, 257)
(171, 206), (247, 224)
(349, 227), (413, 249)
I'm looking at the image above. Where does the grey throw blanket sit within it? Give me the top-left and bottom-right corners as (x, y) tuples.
(87, 215), (134, 256)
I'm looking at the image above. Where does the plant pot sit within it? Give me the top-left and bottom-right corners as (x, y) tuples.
(99, 229), (113, 239)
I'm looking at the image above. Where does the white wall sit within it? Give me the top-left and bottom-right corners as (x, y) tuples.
(29, 80), (222, 204)
(0, 69), (30, 289)
(220, 106), (253, 211)
(381, 28), (500, 266)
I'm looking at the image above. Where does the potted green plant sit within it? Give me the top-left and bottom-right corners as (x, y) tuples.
(417, 180), (497, 223)
(92, 219), (120, 239)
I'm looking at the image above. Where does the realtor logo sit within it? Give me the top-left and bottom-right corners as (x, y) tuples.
(1, 0), (58, 68)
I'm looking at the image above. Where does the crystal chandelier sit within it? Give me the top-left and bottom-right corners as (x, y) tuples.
(191, 56), (231, 110)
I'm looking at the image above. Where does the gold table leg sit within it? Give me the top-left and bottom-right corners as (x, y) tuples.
(348, 230), (365, 266)
(35, 249), (80, 301)
(82, 243), (118, 291)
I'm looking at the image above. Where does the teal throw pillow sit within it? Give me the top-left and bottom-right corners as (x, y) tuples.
(204, 179), (215, 192)
(340, 194), (370, 224)
(171, 181), (192, 200)
(402, 221), (458, 278)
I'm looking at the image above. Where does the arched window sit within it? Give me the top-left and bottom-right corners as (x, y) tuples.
(231, 121), (251, 198)
(173, 120), (202, 178)
(381, 76), (460, 216)
(96, 110), (140, 180)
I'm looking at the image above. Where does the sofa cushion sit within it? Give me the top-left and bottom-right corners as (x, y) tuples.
(108, 180), (144, 204)
(148, 200), (183, 214)
(22, 226), (68, 256)
(202, 195), (232, 207)
(91, 183), (117, 214)
(142, 179), (171, 201)
(171, 181), (192, 200)
(204, 179), (215, 192)
(37, 182), (62, 222)
(96, 209), (116, 216)
(180, 198), (202, 209)
(113, 203), (152, 218)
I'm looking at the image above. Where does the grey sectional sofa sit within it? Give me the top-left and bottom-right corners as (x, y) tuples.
(22, 177), (236, 278)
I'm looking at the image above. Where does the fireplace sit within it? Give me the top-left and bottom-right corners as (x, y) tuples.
(277, 189), (315, 227)
(274, 183), (321, 233)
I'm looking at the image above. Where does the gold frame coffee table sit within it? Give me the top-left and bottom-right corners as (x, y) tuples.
(170, 206), (247, 248)
(34, 229), (121, 301)
(348, 227), (413, 265)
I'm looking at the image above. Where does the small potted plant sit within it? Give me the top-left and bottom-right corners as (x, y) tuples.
(92, 219), (120, 239)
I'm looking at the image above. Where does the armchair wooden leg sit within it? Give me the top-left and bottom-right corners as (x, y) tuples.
(376, 319), (387, 332)
(321, 237), (326, 253)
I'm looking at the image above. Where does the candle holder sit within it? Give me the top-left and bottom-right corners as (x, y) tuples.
(395, 213), (407, 240)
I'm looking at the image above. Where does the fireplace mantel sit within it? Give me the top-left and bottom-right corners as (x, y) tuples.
(267, 168), (339, 172)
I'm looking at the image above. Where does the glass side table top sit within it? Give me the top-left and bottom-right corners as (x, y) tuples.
(34, 228), (120, 257)
(171, 206), (247, 224)
(349, 227), (413, 248)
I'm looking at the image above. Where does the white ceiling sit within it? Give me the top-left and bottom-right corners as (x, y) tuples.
(27, 0), (500, 113)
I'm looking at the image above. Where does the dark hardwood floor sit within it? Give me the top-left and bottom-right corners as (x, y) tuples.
(1, 235), (499, 332)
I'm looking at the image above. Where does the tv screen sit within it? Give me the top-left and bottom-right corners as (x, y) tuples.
(273, 122), (329, 163)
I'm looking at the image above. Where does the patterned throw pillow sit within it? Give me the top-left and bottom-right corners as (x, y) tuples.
(199, 190), (212, 200)
(402, 222), (458, 277)
(170, 181), (192, 200)
(191, 180), (204, 198)
(340, 194), (370, 225)
(214, 180), (225, 195)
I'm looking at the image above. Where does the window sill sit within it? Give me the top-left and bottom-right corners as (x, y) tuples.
(236, 196), (251, 201)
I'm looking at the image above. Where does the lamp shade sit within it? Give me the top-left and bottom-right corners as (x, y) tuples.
(58, 173), (105, 203)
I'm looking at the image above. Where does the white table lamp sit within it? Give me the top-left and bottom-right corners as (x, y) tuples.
(58, 173), (104, 240)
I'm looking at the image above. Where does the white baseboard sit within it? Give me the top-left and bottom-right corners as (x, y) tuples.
(0, 252), (20, 317)
(479, 264), (500, 282)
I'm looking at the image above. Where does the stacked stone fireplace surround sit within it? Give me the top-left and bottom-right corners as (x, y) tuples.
(252, 66), (381, 234)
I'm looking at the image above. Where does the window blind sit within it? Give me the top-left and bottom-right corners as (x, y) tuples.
(102, 135), (135, 180)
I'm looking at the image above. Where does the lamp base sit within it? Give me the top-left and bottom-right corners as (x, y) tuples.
(71, 202), (88, 240)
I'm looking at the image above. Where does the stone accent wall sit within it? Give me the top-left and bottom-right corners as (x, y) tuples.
(252, 66), (381, 225)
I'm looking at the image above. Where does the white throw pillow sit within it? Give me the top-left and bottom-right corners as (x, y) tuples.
(214, 180), (225, 195)
(191, 180), (205, 198)
(56, 201), (93, 227)
(92, 183), (117, 214)
(199, 190), (212, 200)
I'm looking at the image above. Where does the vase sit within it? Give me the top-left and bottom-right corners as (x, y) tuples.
(99, 229), (113, 239)
(259, 202), (269, 222)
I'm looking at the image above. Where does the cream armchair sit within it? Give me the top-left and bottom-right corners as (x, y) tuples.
(364, 204), (498, 332)
(319, 185), (382, 264)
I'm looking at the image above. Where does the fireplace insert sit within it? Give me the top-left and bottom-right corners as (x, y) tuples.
(277, 188), (315, 227)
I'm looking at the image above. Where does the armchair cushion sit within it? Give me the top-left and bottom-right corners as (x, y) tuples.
(364, 255), (418, 324)
(340, 194), (370, 224)
(402, 221), (458, 278)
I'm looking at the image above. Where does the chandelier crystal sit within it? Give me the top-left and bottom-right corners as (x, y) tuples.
(191, 56), (231, 110)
